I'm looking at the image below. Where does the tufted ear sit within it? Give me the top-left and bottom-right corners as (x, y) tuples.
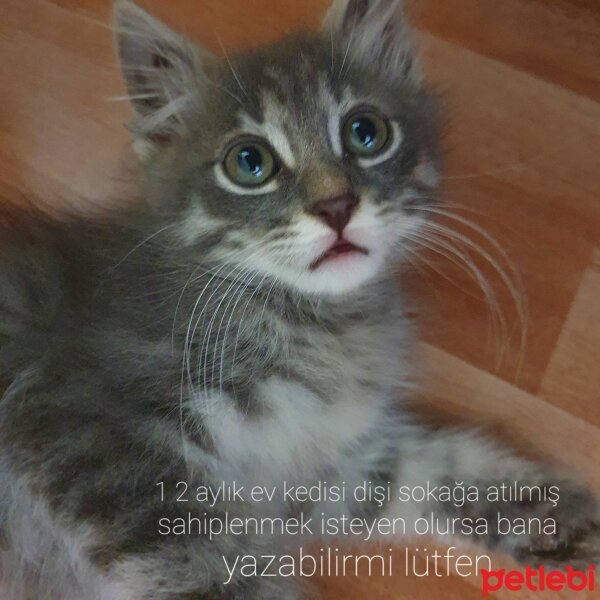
(322, 0), (421, 85)
(113, 0), (216, 143)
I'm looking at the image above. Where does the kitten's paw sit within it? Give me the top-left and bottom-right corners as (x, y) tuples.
(513, 482), (600, 569)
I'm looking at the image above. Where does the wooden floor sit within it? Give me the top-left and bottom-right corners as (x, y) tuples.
(2, 1), (599, 598)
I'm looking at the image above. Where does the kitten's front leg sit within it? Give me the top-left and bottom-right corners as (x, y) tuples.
(384, 425), (600, 567)
(0, 392), (306, 600)
(2, 472), (307, 600)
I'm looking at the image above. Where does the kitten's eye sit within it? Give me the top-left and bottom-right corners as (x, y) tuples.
(224, 141), (278, 187)
(342, 111), (390, 157)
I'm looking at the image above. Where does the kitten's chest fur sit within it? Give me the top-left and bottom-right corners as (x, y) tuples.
(183, 284), (412, 484)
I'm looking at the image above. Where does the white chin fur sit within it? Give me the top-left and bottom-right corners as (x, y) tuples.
(299, 252), (386, 295)
(250, 249), (387, 297)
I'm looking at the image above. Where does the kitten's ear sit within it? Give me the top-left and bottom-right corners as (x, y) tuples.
(113, 0), (214, 142)
(322, 0), (421, 85)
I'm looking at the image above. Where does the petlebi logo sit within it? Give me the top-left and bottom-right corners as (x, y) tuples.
(481, 565), (596, 595)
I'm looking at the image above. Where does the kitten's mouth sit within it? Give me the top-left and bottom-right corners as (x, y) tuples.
(310, 240), (369, 270)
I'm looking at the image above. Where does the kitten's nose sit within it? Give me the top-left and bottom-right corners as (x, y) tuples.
(309, 193), (359, 236)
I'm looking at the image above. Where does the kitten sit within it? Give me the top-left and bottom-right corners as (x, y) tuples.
(0, 0), (598, 598)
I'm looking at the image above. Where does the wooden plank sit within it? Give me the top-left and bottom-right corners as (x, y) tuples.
(405, 0), (600, 100)
(540, 250), (600, 427)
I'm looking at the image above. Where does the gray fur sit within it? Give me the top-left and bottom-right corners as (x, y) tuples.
(0, 1), (598, 598)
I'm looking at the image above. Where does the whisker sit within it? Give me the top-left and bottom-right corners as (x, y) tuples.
(111, 224), (178, 270)
(176, 240), (267, 466)
(406, 230), (508, 369)
(401, 239), (481, 301)
(420, 218), (527, 378)
(230, 270), (272, 390)
(192, 248), (266, 401)
(179, 259), (237, 468)
(209, 265), (258, 398)
(339, 12), (357, 78)
(215, 35), (250, 102)
(217, 270), (262, 401)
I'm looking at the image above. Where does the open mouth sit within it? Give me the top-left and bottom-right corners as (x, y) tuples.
(310, 240), (369, 270)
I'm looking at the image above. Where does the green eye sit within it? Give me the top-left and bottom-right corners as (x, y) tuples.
(342, 111), (390, 157)
(223, 141), (278, 187)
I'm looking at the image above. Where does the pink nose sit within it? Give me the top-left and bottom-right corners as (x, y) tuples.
(308, 194), (359, 235)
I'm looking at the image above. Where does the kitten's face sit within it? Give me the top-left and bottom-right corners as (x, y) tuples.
(116, 0), (439, 297)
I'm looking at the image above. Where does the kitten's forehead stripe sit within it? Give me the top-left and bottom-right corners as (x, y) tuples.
(261, 92), (297, 169)
(328, 110), (343, 158)
(320, 77), (344, 157)
(236, 94), (296, 170)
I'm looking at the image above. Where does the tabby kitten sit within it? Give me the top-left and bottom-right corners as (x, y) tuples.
(0, 1), (598, 598)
